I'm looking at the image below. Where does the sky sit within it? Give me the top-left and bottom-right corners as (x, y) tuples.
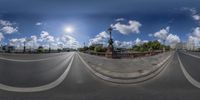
(0, 0), (200, 49)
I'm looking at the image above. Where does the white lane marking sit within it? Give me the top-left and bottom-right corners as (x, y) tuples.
(0, 53), (74, 92)
(0, 53), (72, 62)
(181, 52), (200, 59)
(178, 54), (200, 88)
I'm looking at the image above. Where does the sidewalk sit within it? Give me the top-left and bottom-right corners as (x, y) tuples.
(78, 51), (173, 82)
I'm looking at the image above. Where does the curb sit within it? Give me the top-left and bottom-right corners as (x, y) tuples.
(77, 52), (173, 84)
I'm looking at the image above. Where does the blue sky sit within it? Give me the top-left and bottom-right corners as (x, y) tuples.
(0, 0), (200, 49)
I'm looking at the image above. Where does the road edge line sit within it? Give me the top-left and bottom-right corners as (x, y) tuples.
(0, 52), (74, 92)
(177, 53), (200, 88)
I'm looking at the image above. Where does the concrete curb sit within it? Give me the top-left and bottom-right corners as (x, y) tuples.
(0, 53), (74, 92)
(77, 52), (173, 84)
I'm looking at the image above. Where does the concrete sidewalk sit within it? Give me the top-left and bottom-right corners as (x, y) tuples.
(78, 51), (173, 82)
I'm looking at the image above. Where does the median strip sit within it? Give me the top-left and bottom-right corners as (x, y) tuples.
(77, 52), (173, 84)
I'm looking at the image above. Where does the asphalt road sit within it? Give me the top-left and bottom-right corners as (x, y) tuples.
(0, 51), (200, 100)
(0, 52), (74, 87)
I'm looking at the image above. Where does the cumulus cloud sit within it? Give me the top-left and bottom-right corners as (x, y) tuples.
(193, 15), (200, 21)
(39, 31), (55, 43)
(114, 40), (133, 48)
(9, 38), (26, 49)
(9, 31), (80, 49)
(183, 8), (200, 22)
(89, 31), (109, 45)
(111, 20), (142, 35)
(0, 19), (18, 34)
(152, 26), (180, 48)
(135, 38), (148, 46)
(0, 20), (12, 26)
(113, 38), (148, 48)
(60, 34), (80, 48)
(187, 27), (200, 49)
(0, 32), (4, 41)
(166, 34), (180, 48)
(1, 26), (18, 34)
(153, 26), (170, 40)
(192, 27), (200, 38)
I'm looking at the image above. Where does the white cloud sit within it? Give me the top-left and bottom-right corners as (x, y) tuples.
(183, 8), (200, 21)
(113, 38), (148, 48)
(153, 26), (181, 48)
(192, 27), (200, 38)
(9, 38), (26, 49)
(0, 20), (12, 26)
(114, 40), (133, 48)
(0, 32), (4, 41)
(40, 31), (49, 38)
(166, 34), (180, 48)
(25, 35), (39, 49)
(153, 26), (170, 40)
(111, 20), (142, 35)
(166, 34), (180, 46)
(1, 26), (18, 34)
(89, 31), (109, 45)
(187, 27), (200, 49)
(135, 38), (148, 46)
(39, 31), (55, 43)
(116, 18), (125, 22)
(8, 32), (80, 49)
(36, 22), (42, 26)
(0, 19), (18, 34)
(60, 34), (80, 48)
(193, 15), (200, 21)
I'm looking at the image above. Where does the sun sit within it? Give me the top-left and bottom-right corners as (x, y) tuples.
(64, 26), (74, 33)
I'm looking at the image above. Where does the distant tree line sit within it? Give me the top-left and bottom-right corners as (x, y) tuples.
(0, 45), (75, 53)
(78, 41), (170, 52)
(129, 41), (170, 52)
(78, 44), (107, 52)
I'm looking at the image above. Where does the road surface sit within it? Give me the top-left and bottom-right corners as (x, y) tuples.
(0, 51), (199, 100)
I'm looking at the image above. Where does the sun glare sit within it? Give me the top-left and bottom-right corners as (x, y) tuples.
(65, 26), (74, 33)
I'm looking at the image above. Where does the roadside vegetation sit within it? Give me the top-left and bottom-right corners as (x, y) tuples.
(78, 40), (170, 53)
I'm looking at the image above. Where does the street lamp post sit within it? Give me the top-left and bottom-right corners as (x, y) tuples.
(23, 41), (26, 53)
(105, 27), (117, 58)
(163, 39), (166, 52)
(49, 43), (51, 53)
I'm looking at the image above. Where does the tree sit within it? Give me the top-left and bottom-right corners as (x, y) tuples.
(132, 40), (170, 52)
(94, 45), (106, 52)
(37, 46), (44, 53)
(89, 45), (95, 50)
